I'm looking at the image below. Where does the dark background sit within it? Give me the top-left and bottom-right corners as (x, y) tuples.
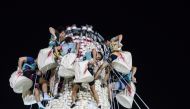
(0, 0), (187, 109)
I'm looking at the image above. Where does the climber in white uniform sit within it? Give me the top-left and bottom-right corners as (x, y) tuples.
(18, 56), (52, 109)
(70, 51), (103, 109)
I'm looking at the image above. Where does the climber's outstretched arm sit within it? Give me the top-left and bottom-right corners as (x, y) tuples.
(18, 57), (27, 72)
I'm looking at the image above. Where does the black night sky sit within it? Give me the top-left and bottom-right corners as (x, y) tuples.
(0, 0), (187, 109)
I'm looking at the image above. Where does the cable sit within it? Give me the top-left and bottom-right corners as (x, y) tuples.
(134, 99), (141, 109)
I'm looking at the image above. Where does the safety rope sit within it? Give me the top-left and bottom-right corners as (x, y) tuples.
(134, 99), (141, 109)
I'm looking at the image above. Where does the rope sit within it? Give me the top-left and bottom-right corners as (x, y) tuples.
(134, 99), (141, 109)
(135, 93), (150, 109)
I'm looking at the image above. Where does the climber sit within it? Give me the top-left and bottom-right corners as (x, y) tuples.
(94, 47), (133, 101)
(18, 56), (52, 109)
(48, 26), (66, 48)
(105, 34), (123, 51)
(70, 51), (103, 108)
